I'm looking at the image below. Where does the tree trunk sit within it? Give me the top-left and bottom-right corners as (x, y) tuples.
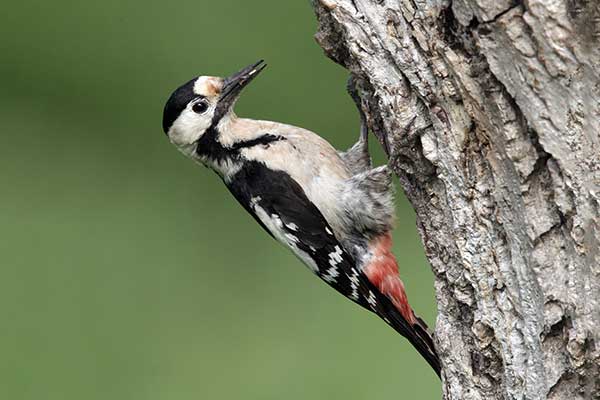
(310, 0), (600, 398)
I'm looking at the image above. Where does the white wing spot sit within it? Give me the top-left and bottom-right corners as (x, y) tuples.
(367, 290), (377, 309)
(349, 268), (360, 301)
(250, 196), (262, 208)
(285, 222), (298, 231)
(285, 233), (299, 244)
(328, 246), (343, 266)
(322, 266), (340, 283)
(325, 227), (333, 235)
(270, 214), (283, 228)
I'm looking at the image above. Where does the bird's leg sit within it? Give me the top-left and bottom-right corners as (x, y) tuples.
(346, 75), (369, 150)
(339, 76), (372, 174)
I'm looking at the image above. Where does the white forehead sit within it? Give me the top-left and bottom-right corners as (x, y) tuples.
(193, 76), (222, 97)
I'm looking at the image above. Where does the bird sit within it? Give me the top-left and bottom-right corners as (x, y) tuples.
(161, 60), (441, 377)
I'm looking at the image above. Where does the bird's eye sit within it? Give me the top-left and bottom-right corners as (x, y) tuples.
(192, 100), (209, 114)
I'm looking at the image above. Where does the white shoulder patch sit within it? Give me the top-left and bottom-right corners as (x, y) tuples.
(251, 203), (319, 273)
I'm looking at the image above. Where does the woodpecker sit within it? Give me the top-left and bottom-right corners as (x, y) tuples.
(162, 60), (441, 376)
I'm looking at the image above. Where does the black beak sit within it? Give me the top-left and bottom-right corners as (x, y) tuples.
(217, 60), (266, 112)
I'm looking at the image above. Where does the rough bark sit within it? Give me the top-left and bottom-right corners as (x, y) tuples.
(311, 0), (600, 398)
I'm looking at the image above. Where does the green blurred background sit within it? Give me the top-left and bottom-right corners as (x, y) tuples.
(0, 1), (439, 398)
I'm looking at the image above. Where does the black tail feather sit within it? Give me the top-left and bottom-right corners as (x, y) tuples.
(380, 301), (441, 378)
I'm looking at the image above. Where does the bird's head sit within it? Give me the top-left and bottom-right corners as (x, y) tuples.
(162, 60), (266, 156)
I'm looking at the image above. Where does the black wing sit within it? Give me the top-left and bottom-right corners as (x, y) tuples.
(225, 161), (440, 376)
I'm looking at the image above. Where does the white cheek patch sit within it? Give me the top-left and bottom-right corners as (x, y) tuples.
(169, 109), (212, 147)
(194, 76), (221, 97)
